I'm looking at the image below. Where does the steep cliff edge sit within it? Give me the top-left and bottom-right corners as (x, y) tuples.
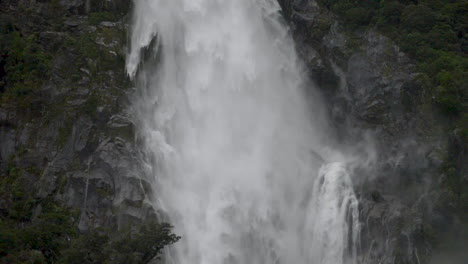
(279, 0), (467, 263)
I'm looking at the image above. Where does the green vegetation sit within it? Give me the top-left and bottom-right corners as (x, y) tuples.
(0, 164), (77, 263)
(60, 223), (180, 264)
(1, 6), (129, 121)
(318, 0), (467, 123)
(0, 164), (179, 264)
(0, 21), (51, 100)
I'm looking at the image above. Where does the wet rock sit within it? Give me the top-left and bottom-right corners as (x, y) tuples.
(281, 0), (443, 262)
(100, 21), (117, 27)
(0, 0), (149, 232)
(64, 19), (82, 27)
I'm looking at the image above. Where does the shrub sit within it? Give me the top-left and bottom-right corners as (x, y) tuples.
(377, 1), (405, 26)
(344, 7), (373, 27)
(401, 4), (436, 32)
(0, 29), (51, 100)
(0, 165), (180, 264)
(427, 23), (459, 51)
(59, 223), (180, 264)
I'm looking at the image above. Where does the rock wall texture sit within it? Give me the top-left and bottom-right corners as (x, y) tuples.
(0, 0), (156, 233)
(279, 0), (466, 263)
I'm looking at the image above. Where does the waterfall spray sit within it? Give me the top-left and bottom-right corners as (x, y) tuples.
(127, 0), (360, 263)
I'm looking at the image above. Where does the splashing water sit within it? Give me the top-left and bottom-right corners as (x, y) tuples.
(127, 0), (360, 263)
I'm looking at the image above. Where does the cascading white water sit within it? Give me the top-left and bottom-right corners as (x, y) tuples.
(127, 0), (360, 263)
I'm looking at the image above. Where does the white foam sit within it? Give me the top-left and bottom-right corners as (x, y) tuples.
(128, 1), (360, 263)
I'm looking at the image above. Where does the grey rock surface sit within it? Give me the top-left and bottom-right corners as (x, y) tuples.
(280, 0), (449, 263)
(0, 0), (152, 232)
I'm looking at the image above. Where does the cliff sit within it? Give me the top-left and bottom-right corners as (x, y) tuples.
(279, 0), (467, 263)
(0, 1), (181, 263)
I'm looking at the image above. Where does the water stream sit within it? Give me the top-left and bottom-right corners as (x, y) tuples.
(127, 1), (360, 263)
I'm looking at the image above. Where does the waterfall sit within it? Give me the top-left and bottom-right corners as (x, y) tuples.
(127, 0), (360, 263)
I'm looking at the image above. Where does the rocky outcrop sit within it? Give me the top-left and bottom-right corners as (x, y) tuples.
(0, 0), (154, 232)
(280, 0), (465, 263)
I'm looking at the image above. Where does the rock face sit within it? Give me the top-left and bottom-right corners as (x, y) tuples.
(280, 0), (466, 263)
(0, 0), (156, 232)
